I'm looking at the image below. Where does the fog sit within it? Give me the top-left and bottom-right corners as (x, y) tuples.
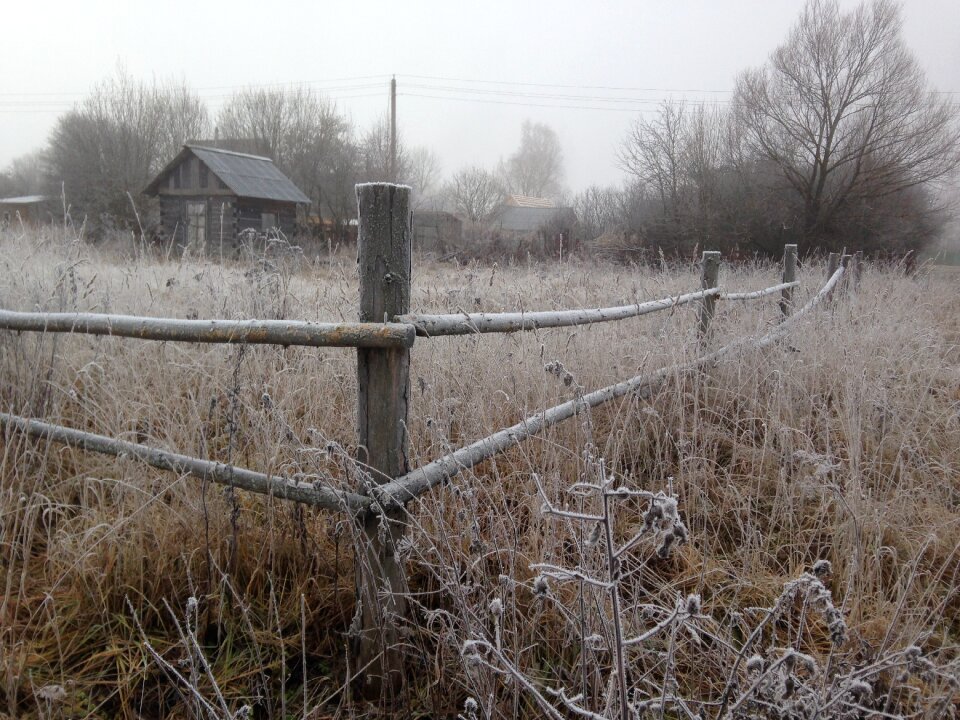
(2, 0), (958, 192)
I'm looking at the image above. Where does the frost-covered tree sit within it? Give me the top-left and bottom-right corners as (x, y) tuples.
(500, 120), (565, 199)
(733, 0), (960, 238)
(45, 67), (209, 233)
(446, 166), (503, 223)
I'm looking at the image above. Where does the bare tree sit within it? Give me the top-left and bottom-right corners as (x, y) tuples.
(500, 120), (565, 199)
(45, 67), (209, 233)
(573, 185), (624, 241)
(733, 0), (960, 238)
(406, 147), (442, 209)
(358, 115), (409, 183)
(618, 102), (687, 216)
(216, 87), (353, 210)
(446, 166), (503, 223)
(0, 151), (46, 197)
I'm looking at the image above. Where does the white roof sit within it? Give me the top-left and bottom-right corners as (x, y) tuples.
(0, 195), (46, 204)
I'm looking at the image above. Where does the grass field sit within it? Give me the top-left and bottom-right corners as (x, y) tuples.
(1, 227), (958, 718)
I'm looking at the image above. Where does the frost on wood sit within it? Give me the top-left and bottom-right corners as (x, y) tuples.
(0, 309), (416, 348)
(377, 265), (846, 507)
(396, 287), (721, 336)
(0, 412), (370, 512)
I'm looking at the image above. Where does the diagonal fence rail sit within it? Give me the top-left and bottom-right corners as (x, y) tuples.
(0, 185), (862, 695)
(374, 264), (842, 507)
(0, 412), (372, 511)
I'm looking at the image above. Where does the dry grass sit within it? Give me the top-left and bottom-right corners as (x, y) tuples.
(0, 226), (958, 717)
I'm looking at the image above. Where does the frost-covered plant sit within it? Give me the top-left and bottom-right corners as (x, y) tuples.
(463, 449), (695, 720)
(457, 449), (957, 720)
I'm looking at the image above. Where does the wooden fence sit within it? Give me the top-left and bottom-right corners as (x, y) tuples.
(0, 183), (859, 696)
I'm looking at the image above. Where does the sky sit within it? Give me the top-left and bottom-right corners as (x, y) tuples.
(2, 0), (958, 193)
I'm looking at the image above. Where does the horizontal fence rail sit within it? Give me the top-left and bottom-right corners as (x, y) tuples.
(373, 265), (844, 507)
(395, 287), (720, 336)
(0, 309), (415, 349)
(721, 281), (799, 301)
(0, 412), (372, 512)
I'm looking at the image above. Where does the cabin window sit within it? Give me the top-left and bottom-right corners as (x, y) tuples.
(199, 164), (208, 189)
(261, 213), (277, 230)
(172, 166), (181, 189)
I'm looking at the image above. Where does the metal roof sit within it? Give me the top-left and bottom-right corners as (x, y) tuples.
(0, 195), (46, 204)
(495, 205), (575, 233)
(144, 146), (310, 204)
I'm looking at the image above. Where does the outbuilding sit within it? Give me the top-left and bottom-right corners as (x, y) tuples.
(143, 145), (310, 256)
(0, 195), (47, 226)
(492, 195), (578, 257)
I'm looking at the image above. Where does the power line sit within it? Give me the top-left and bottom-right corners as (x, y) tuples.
(0, 74), (392, 98)
(398, 92), (677, 113)
(402, 82), (733, 105)
(401, 73), (736, 94)
(401, 73), (960, 96)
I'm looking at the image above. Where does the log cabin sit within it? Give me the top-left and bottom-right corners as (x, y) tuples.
(143, 145), (310, 257)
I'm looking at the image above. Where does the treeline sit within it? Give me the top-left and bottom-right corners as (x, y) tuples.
(574, 0), (959, 259)
(2, 0), (958, 259)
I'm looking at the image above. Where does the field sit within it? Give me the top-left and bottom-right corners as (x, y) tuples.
(1, 227), (959, 718)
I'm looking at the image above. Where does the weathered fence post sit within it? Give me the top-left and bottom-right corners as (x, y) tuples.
(852, 250), (863, 291)
(698, 251), (721, 339)
(840, 253), (852, 294)
(780, 244), (797, 318)
(355, 182), (411, 697)
(827, 252), (840, 278)
(826, 252), (841, 302)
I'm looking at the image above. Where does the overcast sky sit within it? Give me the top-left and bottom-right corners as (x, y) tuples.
(2, 0), (958, 193)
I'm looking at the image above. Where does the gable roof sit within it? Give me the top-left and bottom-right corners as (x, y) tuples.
(144, 145), (310, 204)
(495, 205), (576, 233)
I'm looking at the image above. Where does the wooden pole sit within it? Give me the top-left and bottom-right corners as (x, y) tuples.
(826, 252), (840, 302)
(354, 182), (411, 697)
(697, 251), (721, 339)
(389, 77), (397, 183)
(397, 287), (720, 336)
(840, 254), (852, 295)
(0, 412), (370, 512)
(852, 250), (863, 290)
(780, 244), (797, 318)
(0, 309), (414, 349)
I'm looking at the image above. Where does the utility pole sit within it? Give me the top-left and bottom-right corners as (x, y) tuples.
(389, 75), (397, 182)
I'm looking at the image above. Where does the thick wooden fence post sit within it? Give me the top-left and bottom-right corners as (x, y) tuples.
(355, 183), (411, 697)
(698, 251), (721, 339)
(780, 244), (797, 318)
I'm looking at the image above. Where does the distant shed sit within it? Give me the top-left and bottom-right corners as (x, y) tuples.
(413, 211), (463, 254)
(0, 195), (47, 225)
(492, 195), (578, 256)
(143, 145), (310, 256)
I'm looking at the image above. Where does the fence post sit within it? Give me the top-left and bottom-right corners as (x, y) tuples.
(355, 182), (411, 697)
(698, 251), (721, 339)
(840, 253), (852, 295)
(852, 250), (863, 291)
(826, 252), (840, 302)
(780, 244), (797, 318)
